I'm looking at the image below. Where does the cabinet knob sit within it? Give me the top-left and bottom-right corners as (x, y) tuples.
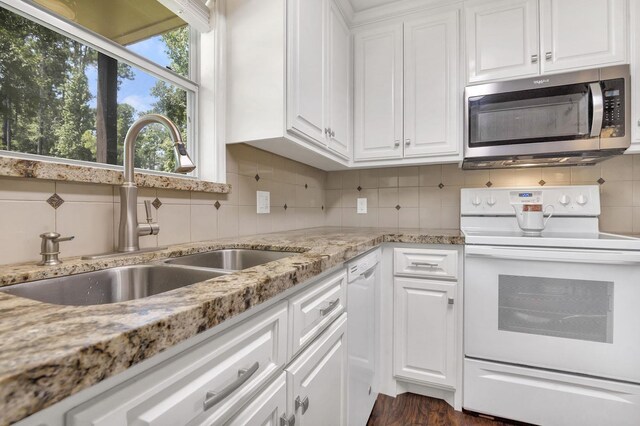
(545, 51), (553, 61)
(448, 298), (454, 305)
(531, 54), (538, 64)
(280, 414), (296, 426)
(295, 395), (310, 414)
(394, 140), (400, 147)
(405, 139), (411, 146)
(330, 129), (335, 137)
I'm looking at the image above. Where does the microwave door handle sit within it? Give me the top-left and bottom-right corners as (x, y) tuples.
(589, 82), (604, 138)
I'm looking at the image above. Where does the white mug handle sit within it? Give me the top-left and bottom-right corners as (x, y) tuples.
(543, 205), (554, 226)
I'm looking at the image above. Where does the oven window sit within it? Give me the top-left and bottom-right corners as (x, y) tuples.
(498, 275), (613, 343)
(468, 83), (592, 146)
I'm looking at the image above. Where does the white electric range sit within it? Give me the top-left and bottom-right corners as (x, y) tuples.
(460, 185), (640, 426)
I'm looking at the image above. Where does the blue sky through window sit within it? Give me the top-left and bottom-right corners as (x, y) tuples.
(87, 35), (173, 113)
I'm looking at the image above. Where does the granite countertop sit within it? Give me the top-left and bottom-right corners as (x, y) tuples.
(0, 227), (463, 425)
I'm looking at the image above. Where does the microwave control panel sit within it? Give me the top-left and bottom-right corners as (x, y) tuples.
(601, 78), (625, 138)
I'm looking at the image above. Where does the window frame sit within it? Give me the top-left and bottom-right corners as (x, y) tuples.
(0, 0), (201, 178)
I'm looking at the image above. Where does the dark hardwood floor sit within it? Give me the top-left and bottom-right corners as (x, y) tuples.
(366, 393), (520, 426)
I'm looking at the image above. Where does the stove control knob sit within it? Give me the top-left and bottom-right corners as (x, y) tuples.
(471, 195), (482, 207)
(576, 194), (588, 206)
(486, 196), (497, 206)
(559, 195), (571, 206)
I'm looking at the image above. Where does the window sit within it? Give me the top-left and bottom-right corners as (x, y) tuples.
(0, 0), (200, 174)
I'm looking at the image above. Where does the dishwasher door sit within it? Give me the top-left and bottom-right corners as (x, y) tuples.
(347, 249), (380, 426)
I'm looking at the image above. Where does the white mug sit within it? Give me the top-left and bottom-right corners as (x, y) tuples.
(514, 204), (554, 235)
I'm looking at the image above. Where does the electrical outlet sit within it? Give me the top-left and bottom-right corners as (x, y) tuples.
(357, 198), (367, 214)
(257, 191), (270, 214)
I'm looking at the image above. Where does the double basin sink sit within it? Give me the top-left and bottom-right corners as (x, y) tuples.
(1, 249), (296, 306)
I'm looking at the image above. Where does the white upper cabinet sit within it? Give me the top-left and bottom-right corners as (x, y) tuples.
(465, 0), (628, 83)
(287, 0), (326, 144)
(353, 23), (404, 161)
(404, 10), (461, 157)
(226, 0), (351, 170)
(354, 6), (462, 163)
(326, 0), (352, 158)
(540, 0), (627, 73)
(465, 0), (540, 83)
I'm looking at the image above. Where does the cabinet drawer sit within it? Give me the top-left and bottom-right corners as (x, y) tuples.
(67, 301), (288, 426)
(394, 248), (457, 280)
(289, 270), (347, 357)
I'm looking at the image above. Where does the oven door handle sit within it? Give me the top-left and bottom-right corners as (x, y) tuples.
(589, 82), (604, 138)
(465, 245), (640, 265)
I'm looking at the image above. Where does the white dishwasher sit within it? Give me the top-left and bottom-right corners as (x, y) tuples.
(347, 248), (380, 426)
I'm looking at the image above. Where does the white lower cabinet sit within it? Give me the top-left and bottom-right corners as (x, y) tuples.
(393, 278), (456, 388)
(392, 248), (459, 390)
(286, 314), (348, 426)
(66, 302), (289, 426)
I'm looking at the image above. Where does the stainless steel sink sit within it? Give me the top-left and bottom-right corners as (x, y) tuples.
(164, 249), (296, 271)
(0, 265), (227, 306)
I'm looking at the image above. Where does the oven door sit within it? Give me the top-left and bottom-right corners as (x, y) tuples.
(465, 245), (640, 383)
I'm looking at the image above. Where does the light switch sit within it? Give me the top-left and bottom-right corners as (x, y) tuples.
(357, 198), (367, 214)
(257, 191), (270, 214)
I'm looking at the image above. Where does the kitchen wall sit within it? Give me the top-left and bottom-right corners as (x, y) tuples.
(0, 144), (326, 265)
(325, 154), (640, 234)
(2, 144), (639, 265)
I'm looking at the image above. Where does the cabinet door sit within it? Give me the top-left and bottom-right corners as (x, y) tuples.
(465, 0), (539, 83)
(540, 0), (627, 73)
(326, 0), (351, 158)
(394, 278), (456, 388)
(404, 9), (461, 158)
(286, 314), (347, 426)
(353, 24), (404, 161)
(287, 0), (326, 144)
(226, 372), (288, 426)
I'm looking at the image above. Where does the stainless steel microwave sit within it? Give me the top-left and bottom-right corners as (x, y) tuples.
(463, 65), (630, 169)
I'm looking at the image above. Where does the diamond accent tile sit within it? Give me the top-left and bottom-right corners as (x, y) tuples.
(395, 205), (401, 210)
(486, 181), (493, 188)
(283, 204), (288, 210)
(357, 186), (362, 192)
(214, 200), (221, 210)
(46, 193), (64, 209)
(597, 177), (605, 185)
(438, 183), (444, 189)
(255, 174), (260, 182)
(539, 180), (546, 186)
(152, 198), (162, 209)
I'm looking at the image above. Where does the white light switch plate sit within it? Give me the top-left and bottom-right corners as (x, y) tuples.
(357, 198), (367, 214)
(257, 191), (270, 214)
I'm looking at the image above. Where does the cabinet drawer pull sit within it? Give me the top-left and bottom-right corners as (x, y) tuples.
(203, 361), (259, 411)
(319, 298), (340, 316)
(411, 261), (438, 268)
(295, 395), (310, 414)
(280, 413), (296, 426)
(531, 54), (538, 63)
(545, 51), (553, 61)
(448, 298), (454, 305)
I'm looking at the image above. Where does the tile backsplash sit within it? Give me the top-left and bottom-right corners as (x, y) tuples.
(0, 144), (326, 265)
(1, 144), (639, 265)
(324, 155), (640, 234)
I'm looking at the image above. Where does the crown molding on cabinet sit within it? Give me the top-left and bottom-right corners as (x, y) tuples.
(351, 0), (462, 27)
(335, 0), (356, 22)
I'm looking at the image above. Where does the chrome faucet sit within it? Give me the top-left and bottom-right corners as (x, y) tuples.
(117, 114), (196, 253)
